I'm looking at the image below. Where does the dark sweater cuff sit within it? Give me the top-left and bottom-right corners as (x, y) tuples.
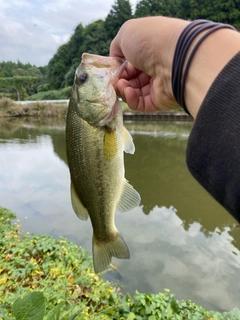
(186, 52), (240, 222)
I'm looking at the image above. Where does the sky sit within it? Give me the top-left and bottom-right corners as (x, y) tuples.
(0, 0), (137, 67)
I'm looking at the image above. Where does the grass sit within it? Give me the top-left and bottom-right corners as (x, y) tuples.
(0, 98), (68, 118)
(1, 207), (240, 320)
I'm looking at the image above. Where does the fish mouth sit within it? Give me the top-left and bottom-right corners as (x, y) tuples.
(77, 54), (127, 126)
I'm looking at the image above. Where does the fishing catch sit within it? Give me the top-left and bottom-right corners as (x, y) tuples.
(66, 53), (141, 273)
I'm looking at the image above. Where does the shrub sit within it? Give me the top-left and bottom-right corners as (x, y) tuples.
(27, 87), (72, 101)
(0, 98), (23, 117)
(0, 207), (239, 320)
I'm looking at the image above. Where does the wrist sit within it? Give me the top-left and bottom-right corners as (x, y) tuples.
(185, 28), (240, 118)
(171, 20), (239, 118)
(155, 17), (189, 108)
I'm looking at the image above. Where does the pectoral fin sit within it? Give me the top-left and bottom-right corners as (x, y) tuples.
(70, 182), (89, 221)
(116, 179), (141, 213)
(123, 126), (135, 154)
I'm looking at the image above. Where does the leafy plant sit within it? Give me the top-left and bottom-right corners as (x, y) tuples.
(12, 292), (45, 320)
(27, 87), (72, 101)
(0, 207), (239, 320)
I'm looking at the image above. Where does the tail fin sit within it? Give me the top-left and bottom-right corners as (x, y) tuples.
(92, 232), (130, 274)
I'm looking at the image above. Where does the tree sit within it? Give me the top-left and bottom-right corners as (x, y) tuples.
(104, 0), (132, 39)
(134, 0), (152, 17)
(0, 76), (37, 100)
(81, 20), (110, 56)
(47, 24), (85, 89)
(68, 24), (85, 64)
(134, 0), (182, 17)
(207, 0), (240, 28)
(0, 61), (45, 100)
(47, 43), (71, 90)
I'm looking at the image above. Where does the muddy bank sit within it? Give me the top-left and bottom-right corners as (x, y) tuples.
(0, 98), (192, 121)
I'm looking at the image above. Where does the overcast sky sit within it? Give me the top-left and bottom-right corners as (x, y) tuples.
(0, 0), (137, 67)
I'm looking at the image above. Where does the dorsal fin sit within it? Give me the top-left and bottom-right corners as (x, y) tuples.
(116, 179), (141, 213)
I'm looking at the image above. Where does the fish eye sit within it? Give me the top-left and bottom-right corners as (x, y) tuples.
(76, 72), (88, 85)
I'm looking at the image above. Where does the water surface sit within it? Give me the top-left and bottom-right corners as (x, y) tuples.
(0, 117), (239, 312)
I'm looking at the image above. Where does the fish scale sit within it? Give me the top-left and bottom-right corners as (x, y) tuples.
(66, 53), (141, 273)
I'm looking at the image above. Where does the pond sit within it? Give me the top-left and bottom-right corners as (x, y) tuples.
(0, 117), (239, 312)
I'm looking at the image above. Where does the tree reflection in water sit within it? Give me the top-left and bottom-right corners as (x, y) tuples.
(0, 118), (239, 312)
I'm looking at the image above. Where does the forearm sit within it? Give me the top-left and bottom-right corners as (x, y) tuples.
(187, 52), (240, 221)
(184, 28), (240, 118)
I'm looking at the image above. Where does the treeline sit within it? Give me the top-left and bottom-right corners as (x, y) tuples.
(1, 0), (240, 100)
(0, 61), (48, 100)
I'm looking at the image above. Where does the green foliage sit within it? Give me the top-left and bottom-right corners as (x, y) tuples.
(210, 308), (240, 320)
(27, 87), (72, 101)
(46, 19), (112, 90)
(112, 290), (212, 319)
(37, 83), (51, 93)
(81, 20), (110, 56)
(63, 20), (110, 87)
(46, 23), (86, 90)
(0, 207), (122, 319)
(134, 0), (240, 28)
(0, 61), (44, 78)
(104, 0), (132, 39)
(64, 66), (77, 88)
(0, 77), (36, 87)
(2, 0), (240, 98)
(47, 44), (72, 90)
(0, 207), (240, 320)
(0, 62), (46, 100)
(12, 292), (45, 320)
(68, 24), (85, 61)
(0, 76), (38, 101)
(135, 0), (166, 17)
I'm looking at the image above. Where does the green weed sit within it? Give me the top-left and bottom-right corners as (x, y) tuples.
(0, 207), (239, 320)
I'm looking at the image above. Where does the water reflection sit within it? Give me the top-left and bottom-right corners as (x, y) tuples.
(125, 123), (239, 239)
(115, 206), (240, 312)
(0, 118), (239, 312)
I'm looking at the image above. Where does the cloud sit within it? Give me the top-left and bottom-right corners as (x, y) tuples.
(0, 0), (137, 66)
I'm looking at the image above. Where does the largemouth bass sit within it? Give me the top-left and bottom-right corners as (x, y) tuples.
(66, 53), (141, 274)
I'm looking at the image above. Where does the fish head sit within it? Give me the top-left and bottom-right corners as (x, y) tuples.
(72, 53), (127, 126)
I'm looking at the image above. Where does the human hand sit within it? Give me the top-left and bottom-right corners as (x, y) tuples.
(110, 17), (188, 112)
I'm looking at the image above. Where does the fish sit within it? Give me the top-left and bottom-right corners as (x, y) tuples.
(66, 53), (141, 274)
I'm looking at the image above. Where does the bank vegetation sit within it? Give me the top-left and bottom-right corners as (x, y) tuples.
(0, 98), (133, 119)
(1, 207), (240, 320)
(0, 98), (68, 118)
